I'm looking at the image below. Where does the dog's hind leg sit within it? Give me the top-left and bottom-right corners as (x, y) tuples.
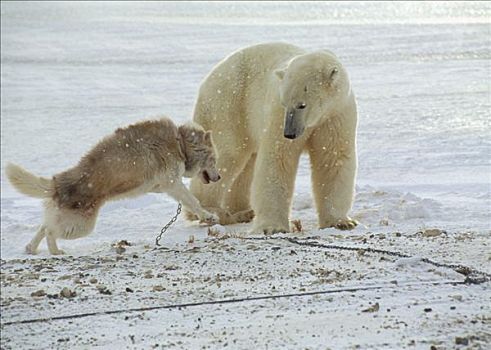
(25, 225), (46, 255)
(46, 231), (65, 255)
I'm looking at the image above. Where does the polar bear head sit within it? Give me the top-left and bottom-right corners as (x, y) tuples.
(275, 51), (350, 139)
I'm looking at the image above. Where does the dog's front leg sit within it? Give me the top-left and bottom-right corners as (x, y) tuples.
(166, 181), (218, 225)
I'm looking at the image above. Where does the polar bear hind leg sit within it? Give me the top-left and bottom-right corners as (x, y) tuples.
(222, 153), (256, 216)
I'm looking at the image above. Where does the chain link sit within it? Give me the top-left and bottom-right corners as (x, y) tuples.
(155, 203), (182, 246)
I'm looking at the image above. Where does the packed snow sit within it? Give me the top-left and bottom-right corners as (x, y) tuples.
(1, 2), (490, 349)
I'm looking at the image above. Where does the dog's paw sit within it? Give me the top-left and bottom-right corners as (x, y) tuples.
(200, 212), (219, 226)
(184, 209), (198, 221)
(50, 249), (66, 256)
(25, 243), (38, 255)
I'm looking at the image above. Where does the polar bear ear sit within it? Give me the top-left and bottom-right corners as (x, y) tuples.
(326, 67), (338, 82)
(274, 68), (286, 80)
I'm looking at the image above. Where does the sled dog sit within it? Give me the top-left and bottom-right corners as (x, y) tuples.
(6, 117), (220, 255)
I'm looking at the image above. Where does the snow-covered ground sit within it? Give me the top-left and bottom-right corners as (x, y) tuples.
(1, 2), (490, 349)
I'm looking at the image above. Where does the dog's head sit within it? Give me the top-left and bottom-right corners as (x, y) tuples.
(195, 130), (221, 184)
(179, 123), (221, 184)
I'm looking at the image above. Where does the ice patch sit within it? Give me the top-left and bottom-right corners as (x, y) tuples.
(209, 224), (227, 235)
(353, 185), (442, 227)
(394, 256), (423, 267)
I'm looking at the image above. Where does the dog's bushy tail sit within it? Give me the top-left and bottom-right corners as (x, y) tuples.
(5, 163), (54, 198)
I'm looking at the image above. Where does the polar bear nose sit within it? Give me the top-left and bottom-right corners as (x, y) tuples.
(284, 109), (303, 139)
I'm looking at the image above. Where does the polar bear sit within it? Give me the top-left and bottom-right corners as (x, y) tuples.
(189, 42), (358, 233)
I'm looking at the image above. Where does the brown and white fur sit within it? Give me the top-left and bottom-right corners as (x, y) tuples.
(5, 117), (221, 255)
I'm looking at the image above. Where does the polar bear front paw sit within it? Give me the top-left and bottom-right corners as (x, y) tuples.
(200, 212), (219, 226)
(321, 218), (358, 231)
(335, 219), (358, 230)
(252, 223), (289, 235)
(233, 209), (255, 224)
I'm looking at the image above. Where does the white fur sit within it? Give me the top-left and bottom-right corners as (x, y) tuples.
(190, 42), (358, 233)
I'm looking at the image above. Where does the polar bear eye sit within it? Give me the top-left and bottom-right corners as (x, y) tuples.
(296, 103), (306, 110)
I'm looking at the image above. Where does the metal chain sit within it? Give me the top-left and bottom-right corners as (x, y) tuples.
(155, 203), (182, 246)
(232, 235), (491, 285)
(283, 236), (491, 284)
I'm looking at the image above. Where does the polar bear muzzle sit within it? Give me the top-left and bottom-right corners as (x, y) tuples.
(283, 108), (305, 139)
